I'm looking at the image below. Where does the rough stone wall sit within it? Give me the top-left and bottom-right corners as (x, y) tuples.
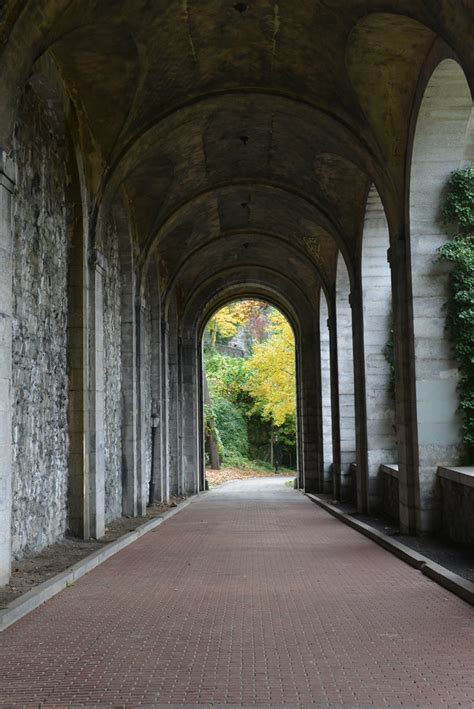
(143, 297), (153, 496)
(98, 221), (122, 523)
(440, 478), (474, 545)
(11, 85), (69, 556)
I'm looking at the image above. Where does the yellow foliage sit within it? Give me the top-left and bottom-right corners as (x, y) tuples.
(244, 312), (296, 426)
(207, 300), (265, 344)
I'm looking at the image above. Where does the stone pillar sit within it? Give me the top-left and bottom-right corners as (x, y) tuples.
(320, 295), (333, 493)
(327, 303), (342, 500)
(121, 271), (138, 516)
(391, 238), (418, 534)
(350, 286), (369, 513)
(295, 345), (305, 489)
(89, 249), (106, 539)
(136, 295), (148, 515)
(149, 296), (163, 503)
(336, 256), (356, 501)
(167, 306), (180, 496)
(160, 318), (170, 502)
(180, 338), (199, 496)
(67, 194), (90, 539)
(0, 162), (14, 585)
(301, 322), (323, 494)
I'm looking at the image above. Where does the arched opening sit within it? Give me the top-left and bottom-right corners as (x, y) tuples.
(319, 291), (333, 494)
(361, 186), (397, 515)
(200, 298), (298, 488)
(409, 57), (474, 532)
(335, 252), (356, 502)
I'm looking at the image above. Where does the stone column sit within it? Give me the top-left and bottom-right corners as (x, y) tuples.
(336, 258), (356, 501)
(160, 318), (170, 502)
(0, 162), (14, 585)
(121, 271), (138, 516)
(167, 306), (180, 496)
(327, 303), (342, 500)
(350, 286), (370, 513)
(149, 297), (163, 503)
(89, 249), (106, 539)
(301, 322), (323, 494)
(320, 296), (333, 493)
(391, 238), (418, 534)
(67, 195), (90, 539)
(180, 338), (199, 496)
(295, 345), (305, 489)
(136, 295), (148, 516)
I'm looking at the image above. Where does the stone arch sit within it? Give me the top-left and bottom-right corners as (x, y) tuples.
(408, 57), (473, 532)
(176, 265), (323, 496)
(361, 185), (397, 512)
(335, 252), (356, 502)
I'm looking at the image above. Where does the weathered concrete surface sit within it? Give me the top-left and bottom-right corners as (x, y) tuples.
(0, 479), (472, 707)
(98, 219), (123, 523)
(362, 186), (397, 510)
(409, 60), (472, 533)
(11, 85), (69, 557)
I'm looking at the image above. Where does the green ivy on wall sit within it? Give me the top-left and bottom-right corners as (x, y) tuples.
(438, 166), (474, 459)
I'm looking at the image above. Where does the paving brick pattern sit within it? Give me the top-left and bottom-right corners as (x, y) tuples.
(0, 478), (472, 708)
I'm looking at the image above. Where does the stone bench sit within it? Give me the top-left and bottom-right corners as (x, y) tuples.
(438, 466), (474, 545)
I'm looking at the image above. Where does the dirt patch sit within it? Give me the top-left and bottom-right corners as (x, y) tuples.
(0, 497), (185, 608)
(206, 467), (294, 487)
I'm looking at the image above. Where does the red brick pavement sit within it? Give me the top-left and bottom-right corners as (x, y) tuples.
(0, 478), (472, 708)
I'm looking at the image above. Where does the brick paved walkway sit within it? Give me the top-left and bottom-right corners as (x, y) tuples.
(0, 478), (472, 708)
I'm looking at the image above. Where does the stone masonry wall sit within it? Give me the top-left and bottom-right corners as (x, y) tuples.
(11, 85), (69, 556)
(98, 220), (122, 523)
(143, 296), (152, 498)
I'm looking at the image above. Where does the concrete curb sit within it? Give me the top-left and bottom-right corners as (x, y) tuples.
(306, 493), (474, 606)
(0, 494), (206, 632)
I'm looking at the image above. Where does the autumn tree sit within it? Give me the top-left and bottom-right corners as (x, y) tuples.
(244, 311), (296, 428)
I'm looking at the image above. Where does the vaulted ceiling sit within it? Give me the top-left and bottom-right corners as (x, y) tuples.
(0, 0), (472, 308)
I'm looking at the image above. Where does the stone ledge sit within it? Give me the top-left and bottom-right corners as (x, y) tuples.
(0, 494), (206, 632)
(306, 493), (474, 607)
(380, 463), (399, 478)
(438, 465), (474, 489)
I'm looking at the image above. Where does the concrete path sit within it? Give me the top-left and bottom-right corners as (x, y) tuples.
(0, 478), (472, 708)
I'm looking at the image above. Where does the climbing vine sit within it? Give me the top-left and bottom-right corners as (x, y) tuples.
(438, 167), (474, 458)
